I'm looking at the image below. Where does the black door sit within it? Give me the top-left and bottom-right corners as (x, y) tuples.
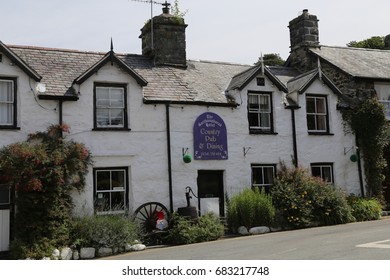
(197, 170), (224, 216)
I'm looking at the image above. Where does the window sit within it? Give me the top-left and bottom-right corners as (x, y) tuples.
(311, 163), (334, 184)
(94, 83), (128, 129)
(251, 164), (276, 193)
(256, 77), (265, 86)
(0, 78), (17, 128)
(94, 167), (128, 214)
(306, 95), (328, 133)
(248, 92), (273, 133)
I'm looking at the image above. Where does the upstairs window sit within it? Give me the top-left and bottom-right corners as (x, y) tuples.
(311, 163), (334, 184)
(251, 164), (276, 193)
(94, 83), (128, 130)
(0, 78), (17, 128)
(306, 95), (328, 133)
(248, 91), (273, 133)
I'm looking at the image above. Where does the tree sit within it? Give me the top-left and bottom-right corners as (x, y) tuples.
(347, 36), (385, 49)
(0, 124), (92, 258)
(255, 53), (285, 66)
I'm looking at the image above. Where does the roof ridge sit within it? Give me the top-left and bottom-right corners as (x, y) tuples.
(7, 44), (108, 55)
(319, 44), (390, 53)
(187, 59), (251, 67)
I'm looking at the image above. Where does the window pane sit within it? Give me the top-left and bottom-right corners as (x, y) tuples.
(259, 95), (270, 111)
(110, 109), (124, 126)
(316, 115), (327, 131)
(95, 192), (110, 212)
(311, 166), (321, 177)
(96, 171), (110, 190)
(306, 98), (315, 113)
(263, 167), (274, 185)
(260, 113), (270, 128)
(110, 88), (124, 107)
(0, 80), (14, 125)
(111, 170), (125, 190)
(316, 98), (326, 113)
(96, 109), (110, 126)
(252, 167), (263, 185)
(111, 192), (125, 211)
(322, 167), (332, 183)
(249, 112), (260, 127)
(96, 87), (110, 107)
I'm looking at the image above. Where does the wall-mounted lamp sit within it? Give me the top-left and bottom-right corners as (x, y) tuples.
(182, 148), (192, 163)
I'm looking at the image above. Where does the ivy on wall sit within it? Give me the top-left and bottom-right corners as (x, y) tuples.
(342, 98), (390, 199)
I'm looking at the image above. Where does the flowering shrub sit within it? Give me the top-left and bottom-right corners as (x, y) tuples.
(0, 124), (92, 258)
(271, 164), (354, 229)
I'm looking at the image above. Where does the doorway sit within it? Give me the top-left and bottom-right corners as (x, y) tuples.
(197, 170), (224, 217)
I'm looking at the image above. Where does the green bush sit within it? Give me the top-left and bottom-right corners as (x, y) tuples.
(347, 195), (383, 221)
(70, 215), (140, 249)
(166, 213), (224, 245)
(271, 164), (354, 229)
(226, 188), (275, 230)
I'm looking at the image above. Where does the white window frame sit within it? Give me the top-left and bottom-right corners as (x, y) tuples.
(306, 95), (328, 133)
(0, 78), (16, 127)
(251, 164), (276, 193)
(94, 168), (128, 214)
(311, 163), (334, 184)
(248, 92), (273, 133)
(94, 83), (128, 129)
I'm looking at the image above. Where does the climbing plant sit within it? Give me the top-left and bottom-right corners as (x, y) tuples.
(342, 98), (390, 199)
(0, 124), (92, 258)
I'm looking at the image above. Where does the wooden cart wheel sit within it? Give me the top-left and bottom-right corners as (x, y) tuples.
(133, 202), (170, 233)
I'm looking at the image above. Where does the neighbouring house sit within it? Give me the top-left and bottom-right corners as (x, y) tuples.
(1, 6), (387, 251)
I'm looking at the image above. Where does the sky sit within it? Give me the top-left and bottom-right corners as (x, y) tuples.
(1, 0), (390, 65)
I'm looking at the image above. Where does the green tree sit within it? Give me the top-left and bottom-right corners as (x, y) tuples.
(255, 53), (285, 66)
(0, 124), (92, 258)
(347, 36), (385, 49)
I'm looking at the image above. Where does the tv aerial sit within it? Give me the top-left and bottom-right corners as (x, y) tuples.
(130, 1), (171, 50)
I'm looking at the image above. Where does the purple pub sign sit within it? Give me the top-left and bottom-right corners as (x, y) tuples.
(193, 112), (228, 160)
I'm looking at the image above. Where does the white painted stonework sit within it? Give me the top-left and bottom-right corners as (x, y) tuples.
(0, 57), (363, 219)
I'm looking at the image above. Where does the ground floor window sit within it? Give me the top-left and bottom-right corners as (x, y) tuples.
(251, 164), (276, 193)
(94, 167), (128, 214)
(311, 163), (334, 184)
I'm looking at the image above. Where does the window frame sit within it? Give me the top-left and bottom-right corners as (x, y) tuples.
(251, 164), (276, 193)
(311, 163), (334, 184)
(93, 167), (129, 214)
(306, 94), (329, 134)
(0, 77), (17, 129)
(247, 91), (274, 134)
(93, 82), (129, 131)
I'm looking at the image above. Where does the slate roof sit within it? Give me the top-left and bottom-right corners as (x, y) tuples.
(310, 46), (390, 80)
(6, 44), (250, 105)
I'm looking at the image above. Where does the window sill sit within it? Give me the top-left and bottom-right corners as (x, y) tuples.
(249, 130), (278, 135)
(0, 126), (20, 130)
(93, 128), (131, 132)
(308, 132), (334, 136)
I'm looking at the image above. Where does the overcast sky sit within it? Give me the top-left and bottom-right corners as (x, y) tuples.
(1, 0), (390, 65)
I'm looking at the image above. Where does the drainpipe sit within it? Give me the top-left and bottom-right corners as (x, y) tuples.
(58, 100), (63, 137)
(166, 103), (174, 212)
(356, 136), (365, 197)
(290, 107), (299, 167)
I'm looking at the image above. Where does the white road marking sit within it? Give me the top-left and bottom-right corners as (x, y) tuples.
(356, 239), (390, 249)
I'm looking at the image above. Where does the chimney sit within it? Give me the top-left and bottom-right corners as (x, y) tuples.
(288, 9), (320, 51)
(139, 3), (187, 67)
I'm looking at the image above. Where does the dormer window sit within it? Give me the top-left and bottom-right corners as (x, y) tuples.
(248, 91), (274, 134)
(93, 83), (128, 130)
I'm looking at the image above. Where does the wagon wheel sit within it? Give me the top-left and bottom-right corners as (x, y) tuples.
(133, 202), (170, 233)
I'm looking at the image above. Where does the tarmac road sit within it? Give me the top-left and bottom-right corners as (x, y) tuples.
(106, 218), (390, 260)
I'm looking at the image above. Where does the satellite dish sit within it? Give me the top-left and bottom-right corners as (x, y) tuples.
(36, 83), (46, 93)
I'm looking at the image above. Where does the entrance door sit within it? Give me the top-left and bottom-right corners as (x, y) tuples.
(197, 170), (224, 217)
(0, 184), (10, 252)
